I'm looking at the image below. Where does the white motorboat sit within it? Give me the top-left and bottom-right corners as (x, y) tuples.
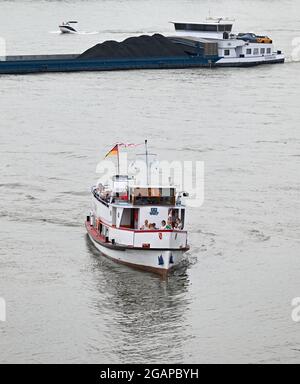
(170, 18), (285, 67)
(86, 141), (190, 276)
(59, 21), (78, 34)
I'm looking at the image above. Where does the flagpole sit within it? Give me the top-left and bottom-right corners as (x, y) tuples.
(117, 143), (120, 176)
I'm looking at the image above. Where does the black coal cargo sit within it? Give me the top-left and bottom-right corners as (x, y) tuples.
(78, 34), (204, 60)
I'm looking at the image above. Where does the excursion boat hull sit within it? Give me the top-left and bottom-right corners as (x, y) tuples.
(216, 53), (285, 67)
(86, 221), (188, 276)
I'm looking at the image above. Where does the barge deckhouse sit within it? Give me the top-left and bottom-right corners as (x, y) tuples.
(170, 18), (285, 66)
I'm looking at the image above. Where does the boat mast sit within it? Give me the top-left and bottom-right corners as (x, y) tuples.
(145, 139), (149, 185)
(136, 140), (156, 185)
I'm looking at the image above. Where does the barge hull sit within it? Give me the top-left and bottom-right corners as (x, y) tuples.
(216, 54), (285, 67)
(0, 55), (218, 75)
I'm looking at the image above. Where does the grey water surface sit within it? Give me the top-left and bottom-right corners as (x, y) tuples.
(0, 0), (300, 363)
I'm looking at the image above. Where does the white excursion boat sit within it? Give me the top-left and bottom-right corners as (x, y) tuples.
(59, 21), (79, 34)
(86, 142), (190, 276)
(170, 18), (285, 67)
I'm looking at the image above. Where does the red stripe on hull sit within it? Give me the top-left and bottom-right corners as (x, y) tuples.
(85, 221), (189, 252)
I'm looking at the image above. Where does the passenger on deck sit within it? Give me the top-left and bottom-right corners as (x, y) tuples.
(165, 219), (172, 230)
(160, 220), (167, 230)
(176, 218), (183, 230)
(141, 220), (149, 230)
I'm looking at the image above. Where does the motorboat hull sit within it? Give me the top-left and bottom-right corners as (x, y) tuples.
(59, 25), (77, 34)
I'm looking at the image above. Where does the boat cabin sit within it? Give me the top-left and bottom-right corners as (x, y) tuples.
(129, 186), (176, 206)
(115, 186), (184, 230)
(92, 183), (186, 232)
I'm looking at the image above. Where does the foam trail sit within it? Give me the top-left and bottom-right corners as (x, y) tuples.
(77, 31), (99, 35)
(49, 30), (99, 35)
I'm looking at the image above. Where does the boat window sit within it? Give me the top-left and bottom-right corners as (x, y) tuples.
(224, 49), (230, 56)
(120, 208), (132, 228)
(130, 187), (175, 206)
(181, 209), (185, 230)
(253, 48), (259, 55)
(246, 48), (252, 55)
(150, 188), (160, 197)
(133, 188), (149, 197)
(260, 48), (265, 54)
(267, 48), (271, 54)
(161, 188), (174, 197)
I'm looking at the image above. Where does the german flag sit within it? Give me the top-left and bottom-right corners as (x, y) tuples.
(105, 144), (119, 158)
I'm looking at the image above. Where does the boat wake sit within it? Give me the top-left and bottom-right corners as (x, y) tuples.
(48, 31), (100, 35)
(76, 31), (99, 35)
(285, 56), (300, 63)
(1, 211), (82, 228)
(49, 30), (99, 35)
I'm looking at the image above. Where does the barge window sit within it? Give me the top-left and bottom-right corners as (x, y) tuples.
(201, 24), (218, 32)
(224, 49), (230, 56)
(267, 48), (271, 54)
(246, 48), (252, 55)
(174, 23), (186, 30)
(260, 48), (265, 54)
(218, 25), (233, 32)
(253, 48), (259, 55)
(174, 23), (218, 32)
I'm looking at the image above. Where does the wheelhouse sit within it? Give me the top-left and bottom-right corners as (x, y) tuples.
(129, 186), (176, 206)
(173, 22), (233, 33)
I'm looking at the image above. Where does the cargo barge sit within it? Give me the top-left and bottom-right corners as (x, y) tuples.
(0, 34), (219, 75)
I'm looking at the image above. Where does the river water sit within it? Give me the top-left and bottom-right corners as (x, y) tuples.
(0, 0), (300, 364)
